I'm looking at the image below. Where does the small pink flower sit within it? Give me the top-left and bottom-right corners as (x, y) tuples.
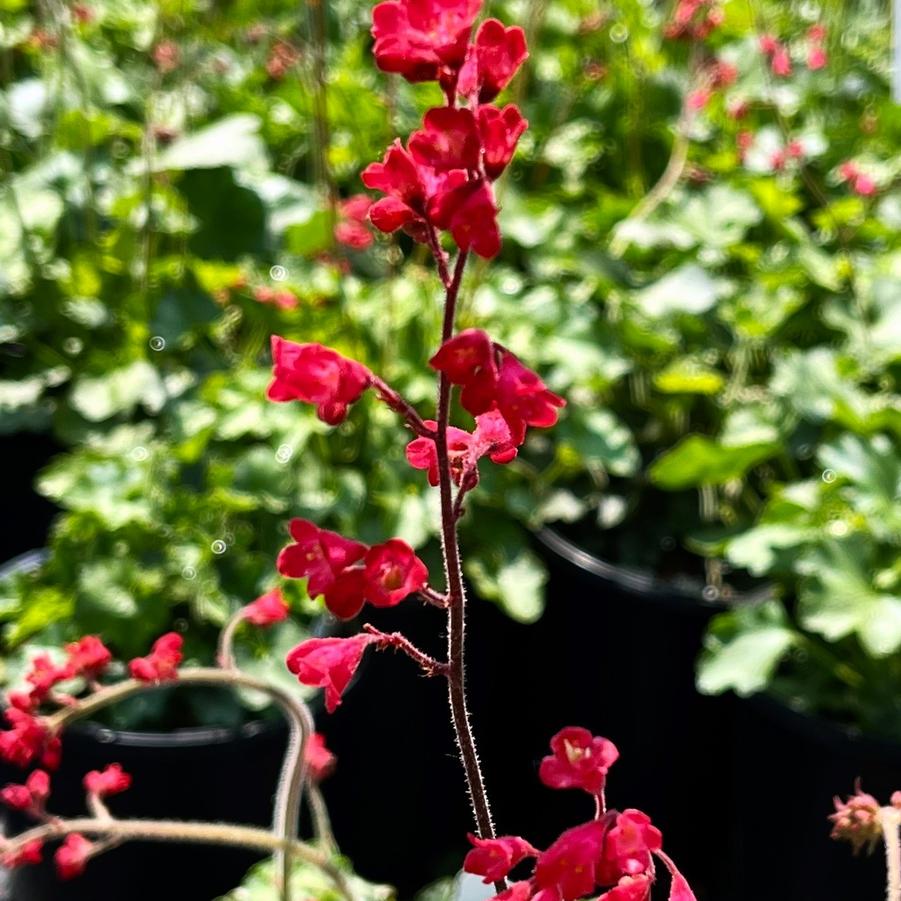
(305, 732), (337, 781)
(405, 420), (474, 486)
(286, 635), (377, 712)
(458, 18), (529, 102)
(597, 810), (662, 884)
(65, 636), (112, 681)
(409, 107), (482, 173)
(55, 834), (93, 880)
(687, 88), (711, 111)
(770, 45), (792, 77)
(335, 195), (374, 249)
(598, 875), (652, 901)
(534, 820), (606, 900)
(128, 633), (183, 683)
(277, 518), (368, 598)
(152, 40), (180, 73)
(371, 0), (481, 83)
(539, 727), (619, 796)
(830, 788), (883, 853)
(428, 179), (502, 259)
(464, 834), (539, 883)
(267, 336), (371, 425)
(0, 709), (59, 769)
(243, 588), (290, 627)
(363, 539), (429, 607)
(0, 768), (50, 815)
(807, 46), (827, 70)
(478, 105), (528, 180)
(1, 840), (43, 869)
(84, 763), (132, 798)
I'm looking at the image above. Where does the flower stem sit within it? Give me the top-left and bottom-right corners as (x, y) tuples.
(2, 817), (353, 901)
(881, 807), (901, 901)
(433, 248), (505, 894)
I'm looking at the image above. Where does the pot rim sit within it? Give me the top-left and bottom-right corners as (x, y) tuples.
(0, 549), (319, 748)
(534, 526), (772, 610)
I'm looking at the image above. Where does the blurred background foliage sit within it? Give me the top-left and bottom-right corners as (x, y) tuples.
(0, 0), (899, 735)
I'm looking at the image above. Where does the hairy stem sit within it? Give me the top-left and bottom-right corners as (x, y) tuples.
(882, 807), (901, 901)
(432, 248), (504, 894)
(2, 817), (353, 901)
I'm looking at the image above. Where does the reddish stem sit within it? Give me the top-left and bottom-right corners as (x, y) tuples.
(370, 374), (436, 437)
(363, 625), (448, 677)
(433, 249), (505, 894)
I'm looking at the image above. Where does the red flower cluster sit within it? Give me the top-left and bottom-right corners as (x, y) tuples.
(84, 763), (132, 799)
(242, 588), (290, 627)
(335, 195), (375, 249)
(1, 769), (51, 815)
(406, 410), (517, 487)
(839, 161), (877, 197)
(277, 519), (429, 619)
(0, 709), (60, 770)
(286, 634), (377, 712)
(305, 732), (337, 782)
(664, 0), (723, 40)
(365, 1), (528, 258)
(128, 633), (184, 684)
(430, 329), (565, 444)
(1, 840), (43, 870)
(267, 336), (372, 425)
(462, 731), (694, 901)
(266, 39), (300, 80)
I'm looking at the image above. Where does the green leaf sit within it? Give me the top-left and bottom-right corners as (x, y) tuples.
(698, 601), (796, 696)
(636, 264), (722, 318)
(654, 360), (725, 395)
(153, 115), (268, 172)
(649, 435), (777, 489)
(556, 409), (640, 477)
(70, 361), (166, 422)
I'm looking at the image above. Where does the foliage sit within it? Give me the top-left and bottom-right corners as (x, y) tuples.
(1, 0), (899, 734)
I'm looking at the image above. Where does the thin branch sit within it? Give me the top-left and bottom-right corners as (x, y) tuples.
(0, 817), (354, 901)
(369, 375), (436, 438)
(418, 585), (450, 609)
(363, 625), (449, 677)
(881, 807), (901, 901)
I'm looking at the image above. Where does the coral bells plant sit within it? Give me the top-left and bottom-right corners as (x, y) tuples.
(275, 2), (696, 900)
(1, 2), (698, 898)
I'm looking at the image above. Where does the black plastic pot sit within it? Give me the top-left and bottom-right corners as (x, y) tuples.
(730, 694), (901, 901)
(0, 551), (293, 901)
(4, 716), (290, 901)
(519, 526), (760, 901)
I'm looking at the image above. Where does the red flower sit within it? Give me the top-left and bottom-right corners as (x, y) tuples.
(55, 833), (93, 880)
(534, 820), (607, 900)
(839, 162), (877, 197)
(83, 763), (132, 798)
(371, 0), (482, 83)
(335, 195), (374, 249)
(409, 107), (482, 172)
(472, 410), (518, 463)
(25, 654), (71, 699)
(267, 336), (371, 425)
(253, 286), (299, 310)
(598, 875), (652, 901)
(0, 709), (58, 769)
(286, 635), (376, 713)
(243, 588), (290, 627)
(540, 727), (619, 796)
(428, 179), (501, 259)
(430, 330), (565, 442)
(363, 540), (429, 607)
(277, 519), (368, 597)
(321, 567), (369, 620)
(2, 840), (43, 869)
(656, 850), (697, 901)
(128, 633), (183, 684)
(305, 732), (337, 781)
(464, 834), (539, 883)
(406, 420), (474, 486)
(665, 0), (723, 40)
(477, 105), (528, 180)
(65, 636), (112, 681)
(597, 810), (662, 885)
(807, 46), (827, 70)
(770, 45), (792, 77)
(458, 19), (528, 102)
